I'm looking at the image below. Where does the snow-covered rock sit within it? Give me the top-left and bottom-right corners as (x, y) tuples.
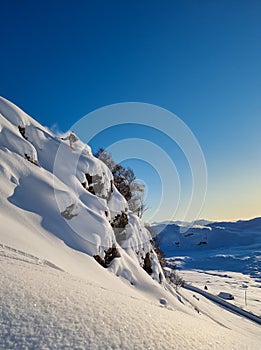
(0, 96), (164, 284)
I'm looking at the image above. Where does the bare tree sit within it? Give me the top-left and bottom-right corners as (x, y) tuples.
(94, 148), (146, 217)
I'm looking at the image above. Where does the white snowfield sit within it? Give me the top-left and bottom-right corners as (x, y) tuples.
(0, 96), (261, 349)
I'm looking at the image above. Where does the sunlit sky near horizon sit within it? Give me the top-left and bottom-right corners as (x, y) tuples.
(1, 0), (260, 222)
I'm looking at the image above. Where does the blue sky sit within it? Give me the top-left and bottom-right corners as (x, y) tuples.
(1, 0), (260, 222)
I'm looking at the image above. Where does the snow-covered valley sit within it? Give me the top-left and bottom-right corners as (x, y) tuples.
(0, 96), (261, 349)
(154, 218), (261, 317)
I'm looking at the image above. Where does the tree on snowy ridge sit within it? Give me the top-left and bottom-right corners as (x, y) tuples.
(94, 148), (147, 217)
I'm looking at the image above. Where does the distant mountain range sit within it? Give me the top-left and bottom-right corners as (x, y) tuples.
(152, 219), (214, 227)
(154, 217), (261, 280)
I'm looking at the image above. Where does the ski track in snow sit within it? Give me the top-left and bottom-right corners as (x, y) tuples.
(0, 243), (64, 272)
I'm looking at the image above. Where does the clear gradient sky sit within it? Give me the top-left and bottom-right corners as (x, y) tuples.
(1, 0), (260, 222)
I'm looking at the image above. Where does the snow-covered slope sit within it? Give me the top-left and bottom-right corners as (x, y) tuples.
(2, 250), (261, 350)
(0, 96), (163, 286)
(1, 96), (261, 349)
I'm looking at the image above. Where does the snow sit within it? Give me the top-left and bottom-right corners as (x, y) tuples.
(1, 96), (261, 349)
(1, 249), (261, 350)
(155, 218), (261, 324)
(179, 269), (261, 316)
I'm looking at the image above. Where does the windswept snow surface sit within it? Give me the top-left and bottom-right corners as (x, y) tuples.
(1, 247), (261, 350)
(1, 96), (261, 349)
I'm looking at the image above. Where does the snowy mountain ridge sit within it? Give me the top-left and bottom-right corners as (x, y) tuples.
(1, 96), (261, 349)
(0, 96), (165, 286)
